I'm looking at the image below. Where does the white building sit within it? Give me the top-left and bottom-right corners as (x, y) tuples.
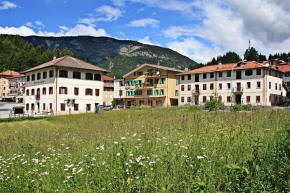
(23, 56), (109, 115)
(178, 61), (285, 106)
(7, 74), (25, 102)
(113, 79), (125, 106)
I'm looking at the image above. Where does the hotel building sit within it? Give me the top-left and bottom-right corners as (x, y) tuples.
(23, 56), (109, 115)
(178, 61), (285, 106)
(103, 75), (114, 106)
(123, 64), (183, 107)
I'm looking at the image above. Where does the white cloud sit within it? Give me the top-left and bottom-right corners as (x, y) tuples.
(167, 38), (223, 63)
(138, 36), (160, 46)
(79, 5), (122, 24)
(35, 21), (45, 28)
(24, 22), (34, 28)
(127, 18), (159, 27)
(111, 0), (125, 6)
(0, 1), (17, 10)
(0, 24), (108, 37)
(164, 26), (195, 39)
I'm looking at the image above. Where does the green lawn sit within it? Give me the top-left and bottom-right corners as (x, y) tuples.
(0, 107), (289, 192)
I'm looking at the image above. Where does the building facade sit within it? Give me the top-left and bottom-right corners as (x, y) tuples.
(0, 78), (8, 99)
(0, 70), (22, 100)
(123, 64), (183, 107)
(178, 61), (285, 106)
(7, 74), (25, 102)
(279, 64), (290, 100)
(103, 75), (114, 106)
(113, 79), (125, 106)
(23, 56), (108, 115)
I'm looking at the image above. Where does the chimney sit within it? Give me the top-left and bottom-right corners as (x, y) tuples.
(53, 56), (56, 60)
(218, 62), (222, 69)
(184, 67), (189, 72)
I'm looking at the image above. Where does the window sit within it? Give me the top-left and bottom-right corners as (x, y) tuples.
(176, 79), (179, 85)
(49, 103), (52, 110)
(26, 89), (29, 96)
(43, 72), (47, 79)
(73, 71), (81, 79)
(74, 104), (79, 111)
(175, 90), (178, 96)
(74, 87), (79, 95)
(26, 103), (29, 111)
(36, 73), (40, 80)
(86, 73), (93, 80)
(95, 89), (100, 96)
(181, 85), (184, 91)
(187, 97), (191, 103)
(59, 70), (68, 78)
(195, 74), (199, 82)
(187, 85), (191, 91)
(269, 95), (271, 102)
(31, 104), (35, 111)
(269, 82), (271, 89)
(26, 75), (30, 82)
(210, 83), (214, 90)
(32, 74), (35, 81)
(43, 103), (46, 110)
(203, 73), (207, 79)
(279, 84), (282, 90)
(59, 87), (68, 94)
(210, 73), (214, 78)
(42, 87), (46, 95)
(31, 89), (35, 95)
(245, 70), (253, 76)
(256, 96), (260, 103)
(219, 83), (222, 90)
(93, 73), (101, 81)
(203, 84), (207, 90)
(61, 104), (65, 111)
(85, 88), (93, 96)
(195, 84), (199, 91)
(119, 90), (123, 96)
(137, 71), (143, 76)
(275, 83), (278, 90)
(203, 96), (207, 103)
(49, 87), (53, 94)
(49, 70), (54, 78)
(218, 72), (223, 78)
(257, 81), (261, 89)
(218, 96), (222, 102)
(227, 83), (231, 89)
(181, 97), (184, 103)
(227, 71), (231, 77)
(247, 82), (251, 89)
(227, 96), (231, 102)
(246, 96), (250, 103)
(86, 104), (91, 111)
(181, 75), (185, 80)
(188, 74), (191, 80)
(256, 69), (261, 75)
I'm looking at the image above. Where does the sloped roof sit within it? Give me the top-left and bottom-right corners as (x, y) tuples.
(23, 56), (109, 73)
(123, 64), (184, 78)
(104, 83), (114, 88)
(104, 75), (114, 81)
(6, 74), (25, 79)
(279, 65), (290, 72)
(0, 70), (21, 77)
(178, 61), (276, 75)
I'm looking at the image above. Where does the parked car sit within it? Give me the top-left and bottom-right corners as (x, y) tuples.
(103, 105), (113, 111)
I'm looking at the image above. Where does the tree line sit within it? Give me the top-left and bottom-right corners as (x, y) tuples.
(0, 35), (76, 73)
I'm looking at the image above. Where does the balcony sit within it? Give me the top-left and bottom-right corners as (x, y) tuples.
(192, 89), (200, 95)
(146, 71), (160, 77)
(232, 87), (243, 93)
(35, 94), (40, 100)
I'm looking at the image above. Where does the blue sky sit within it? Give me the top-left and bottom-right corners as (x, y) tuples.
(1, 0), (290, 63)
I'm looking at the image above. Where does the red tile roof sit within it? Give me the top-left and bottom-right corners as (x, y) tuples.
(0, 70), (21, 77)
(104, 83), (114, 88)
(178, 61), (275, 75)
(279, 65), (290, 72)
(104, 75), (114, 81)
(23, 56), (109, 73)
(6, 74), (25, 79)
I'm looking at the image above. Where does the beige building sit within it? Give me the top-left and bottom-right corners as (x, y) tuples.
(113, 79), (125, 106)
(123, 64), (183, 107)
(0, 78), (8, 99)
(23, 56), (109, 115)
(0, 70), (22, 100)
(178, 61), (285, 106)
(103, 75), (114, 106)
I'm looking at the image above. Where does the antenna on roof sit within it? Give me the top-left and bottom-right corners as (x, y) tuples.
(248, 40), (251, 49)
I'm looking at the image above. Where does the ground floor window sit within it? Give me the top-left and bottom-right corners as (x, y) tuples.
(139, 100), (145, 106)
(31, 104), (35, 111)
(26, 103), (29, 111)
(61, 103), (66, 111)
(74, 104), (79, 111)
(227, 96), (231, 102)
(181, 97), (184, 103)
(86, 104), (91, 111)
(43, 103), (46, 110)
(156, 100), (163, 107)
(203, 96), (206, 103)
(187, 97), (191, 103)
(256, 96), (260, 103)
(246, 96), (250, 103)
(50, 103), (53, 110)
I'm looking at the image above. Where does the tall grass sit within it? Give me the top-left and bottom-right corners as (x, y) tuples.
(0, 107), (289, 192)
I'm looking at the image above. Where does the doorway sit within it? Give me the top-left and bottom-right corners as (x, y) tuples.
(235, 95), (242, 104)
(194, 95), (199, 105)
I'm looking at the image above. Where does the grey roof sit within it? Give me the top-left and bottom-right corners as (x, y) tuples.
(23, 56), (109, 73)
(123, 64), (184, 78)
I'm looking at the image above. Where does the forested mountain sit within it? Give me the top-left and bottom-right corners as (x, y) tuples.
(0, 35), (198, 78)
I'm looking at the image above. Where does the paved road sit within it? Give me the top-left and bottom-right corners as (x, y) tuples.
(0, 102), (24, 119)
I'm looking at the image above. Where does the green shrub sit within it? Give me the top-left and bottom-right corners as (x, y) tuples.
(232, 104), (252, 111)
(204, 93), (225, 111)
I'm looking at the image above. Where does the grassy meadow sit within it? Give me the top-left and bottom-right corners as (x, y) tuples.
(0, 107), (289, 192)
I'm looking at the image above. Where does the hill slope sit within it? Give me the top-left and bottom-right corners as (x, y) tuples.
(21, 36), (198, 77)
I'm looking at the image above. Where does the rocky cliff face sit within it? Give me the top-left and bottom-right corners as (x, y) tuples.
(22, 36), (198, 77)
